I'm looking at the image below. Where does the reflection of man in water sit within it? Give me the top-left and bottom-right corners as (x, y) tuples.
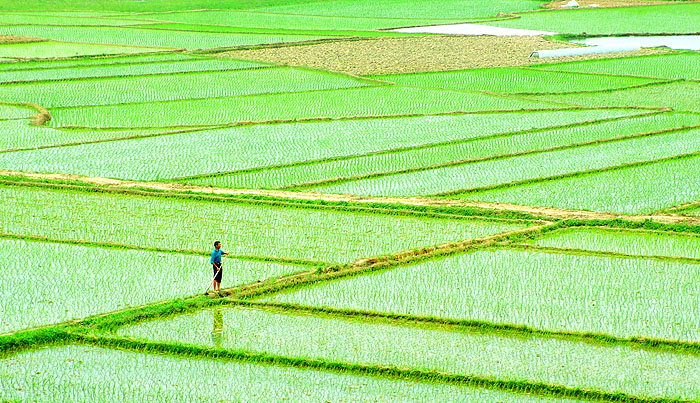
(211, 309), (224, 347)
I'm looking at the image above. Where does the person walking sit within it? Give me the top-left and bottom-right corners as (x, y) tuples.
(210, 241), (228, 296)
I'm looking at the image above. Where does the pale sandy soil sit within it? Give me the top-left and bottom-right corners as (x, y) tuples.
(0, 35), (46, 44)
(222, 36), (669, 76)
(2, 170), (698, 225)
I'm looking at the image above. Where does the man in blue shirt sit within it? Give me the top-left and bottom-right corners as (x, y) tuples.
(210, 241), (228, 295)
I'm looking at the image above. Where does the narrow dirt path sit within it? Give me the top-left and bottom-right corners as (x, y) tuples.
(3, 170), (699, 226)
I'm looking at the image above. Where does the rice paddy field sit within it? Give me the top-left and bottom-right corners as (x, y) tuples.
(1, 0), (700, 402)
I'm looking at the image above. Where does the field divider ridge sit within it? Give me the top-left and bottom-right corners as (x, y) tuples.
(509, 243), (700, 266)
(0, 64), (280, 86)
(435, 149), (700, 197)
(0, 232), (326, 267)
(0, 176), (543, 223)
(171, 108), (659, 183)
(3, 169), (700, 226)
(232, 299), (700, 357)
(281, 122), (698, 191)
(57, 332), (692, 403)
(61, 224), (558, 336)
(510, 78), (680, 96)
(48, 106), (603, 131)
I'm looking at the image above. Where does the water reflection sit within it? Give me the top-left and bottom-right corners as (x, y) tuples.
(211, 309), (224, 347)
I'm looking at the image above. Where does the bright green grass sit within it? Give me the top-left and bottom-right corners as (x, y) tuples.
(311, 127), (700, 197)
(267, 249), (700, 341)
(375, 67), (660, 94)
(488, 3), (700, 34)
(0, 52), (193, 71)
(120, 305), (700, 400)
(0, 344), (574, 403)
(126, 10), (467, 31)
(0, 25), (328, 50)
(130, 22), (418, 38)
(203, 112), (698, 189)
(0, 57), (263, 83)
(0, 13), (151, 26)
(48, 86), (556, 128)
(0, 109), (640, 180)
(258, 0), (545, 19)
(0, 67), (370, 108)
(0, 237), (303, 334)
(528, 227), (700, 260)
(0, 104), (36, 120)
(0, 41), (160, 59)
(685, 207), (700, 216)
(468, 154), (700, 214)
(532, 53), (700, 81)
(0, 184), (523, 263)
(0, 0), (336, 13)
(529, 81), (700, 113)
(0, 121), (173, 151)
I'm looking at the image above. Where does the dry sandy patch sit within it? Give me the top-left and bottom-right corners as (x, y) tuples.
(222, 36), (669, 76)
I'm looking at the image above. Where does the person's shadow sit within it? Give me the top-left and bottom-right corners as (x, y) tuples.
(211, 309), (224, 348)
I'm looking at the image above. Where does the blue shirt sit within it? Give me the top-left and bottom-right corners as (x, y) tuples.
(211, 249), (225, 264)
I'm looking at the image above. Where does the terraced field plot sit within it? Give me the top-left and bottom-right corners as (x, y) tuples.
(0, 25), (331, 50)
(488, 3), (700, 34)
(0, 108), (644, 180)
(0, 41), (161, 59)
(3, 1), (700, 402)
(527, 227), (700, 260)
(0, 184), (525, 263)
(0, 66), (370, 108)
(311, 126), (700, 196)
(0, 345), (576, 403)
(266, 247), (700, 340)
(47, 85), (557, 128)
(0, 237), (304, 334)
(119, 305), (700, 400)
(532, 52), (700, 80)
(375, 67), (662, 94)
(529, 81), (700, 113)
(469, 154), (700, 214)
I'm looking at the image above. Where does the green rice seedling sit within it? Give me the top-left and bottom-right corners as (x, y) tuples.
(528, 227), (700, 259)
(469, 154), (700, 214)
(0, 67), (370, 109)
(0, 109), (642, 181)
(310, 127), (700, 197)
(0, 14), (151, 26)
(0, 25), (330, 50)
(0, 57), (263, 84)
(0, 185), (524, 263)
(487, 3), (700, 34)
(265, 248), (700, 341)
(533, 53), (700, 81)
(125, 10), (469, 31)
(0, 0), (399, 13)
(0, 104), (36, 120)
(0, 52), (194, 72)
(256, 0), (544, 20)
(0, 121), (174, 151)
(0, 344), (574, 403)
(0, 237), (303, 333)
(119, 306), (700, 400)
(529, 81), (700, 113)
(204, 111), (698, 190)
(375, 68), (660, 95)
(47, 86), (556, 128)
(0, 41), (160, 59)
